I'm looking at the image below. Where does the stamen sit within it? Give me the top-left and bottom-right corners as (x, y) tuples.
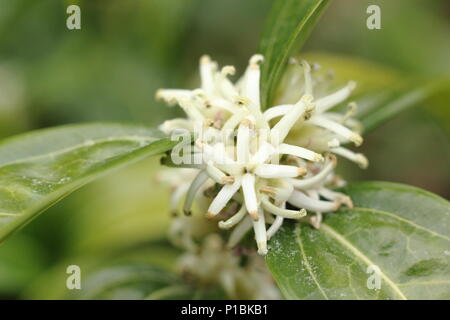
(218, 205), (247, 229)
(316, 81), (356, 113)
(331, 147), (368, 169)
(262, 196), (306, 219)
(242, 173), (259, 220)
(288, 190), (339, 212)
(278, 143), (324, 162)
(183, 170), (209, 216)
(207, 177), (242, 218)
(254, 164), (307, 178)
(308, 116), (363, 146)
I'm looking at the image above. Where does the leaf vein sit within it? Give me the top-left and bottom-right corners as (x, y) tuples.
(321, 223), (408, 300)
(295, 227), (329, 300)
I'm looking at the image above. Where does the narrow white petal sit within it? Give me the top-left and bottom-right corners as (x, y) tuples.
(255, 164), (306, 179)
(206, 163), (234, 184)
(222, 109), (249, 139)
(288, 190), (339, 212)
(155, 89), (192, 106)
(270, 95), (314, 145)
(309, 115), (363, 146)
(244, 55), (263, 106)
(252, 208), (268, 255)
(237, 120), (251, 164)
(242, 173), (258, 220)
(237, 98), (269, 130)
(318, 188), (353, 208)
(260, 183), (293, 203)
(158, 118), (194, 134)
(263, 104), (291, 122)
(278, 143), (324, 162)
(216, 66), (239, 100)
(179, 98), (205, 122)
(316, 81), (356, 113)
(251, 142), (276, 164)
(290, 155), (336, 189)
(210, 98), (240, 113)
(200, 55), (216, 94)
(262, 196), (306, 219)
(207, 177), (242, 217)
(331, 147), (368, 168)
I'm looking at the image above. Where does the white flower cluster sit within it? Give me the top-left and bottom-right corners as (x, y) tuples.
(157, 54), (367, 255)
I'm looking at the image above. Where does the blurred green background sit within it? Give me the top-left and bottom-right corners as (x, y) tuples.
(0, 0), (448, 299)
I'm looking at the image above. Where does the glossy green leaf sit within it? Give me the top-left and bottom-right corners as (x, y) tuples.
(259, 0), (330, 109)
(266, 181), (450, 300)
(300, 52), (450, 132)
(0, 123), (176, 243)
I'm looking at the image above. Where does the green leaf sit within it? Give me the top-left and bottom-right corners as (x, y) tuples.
(0, 123), (176, 243)
(266, 181), (450, 300)
(259, 0), (330, 109)
(300, 52), (450, 132)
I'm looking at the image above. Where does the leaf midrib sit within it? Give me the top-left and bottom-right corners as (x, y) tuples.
(295, 227), (329, 299)
(321, 223), (408, 300)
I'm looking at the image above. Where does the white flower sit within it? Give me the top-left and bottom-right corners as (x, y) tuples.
(157, 54), (367, 255)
